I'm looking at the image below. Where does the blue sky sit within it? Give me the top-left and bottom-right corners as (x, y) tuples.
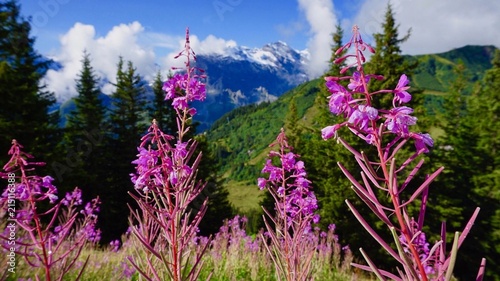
(20, 0), (364, 53)
(16, 0), (500, 102)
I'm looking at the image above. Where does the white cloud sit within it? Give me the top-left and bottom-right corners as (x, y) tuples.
(44, 22), (240, 102)
(192, 34), (238, 55)
(161, 33), (238, 71)
(44, 21), (158, 101)
(352, 0), (500, 55)
(297, 0), (337, 78)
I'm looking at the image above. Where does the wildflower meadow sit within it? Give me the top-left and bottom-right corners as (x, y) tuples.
(0, 24), (489, 281)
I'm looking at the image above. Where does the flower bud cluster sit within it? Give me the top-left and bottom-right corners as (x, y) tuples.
(258, 129), (319, 224)
(321, 26), (433, 155)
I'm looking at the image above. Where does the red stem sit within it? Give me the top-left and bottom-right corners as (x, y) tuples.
(22, 167), (52, 281)
(352, 31), (429, 279)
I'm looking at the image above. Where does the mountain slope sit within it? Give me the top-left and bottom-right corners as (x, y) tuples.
(193, 41), (308, 131)
(208, 45), (498, 198)
(208, 78), (321, 181)
(409, 45), (496, 92)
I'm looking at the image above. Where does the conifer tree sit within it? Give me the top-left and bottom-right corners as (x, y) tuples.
(192, 133), (234, 235)
(466, 50), (500, 280)
(364, 3), (423, 118)
(0, 0), (59, 167)
(298, 23), (375, 256)
(284, 97), (301, 149)
(102, 57), (148, 242)
(62, 51), (107, 200)
(149, 70), (176, 134)
(430, 58), (500, 280)
(365, 3), (411, 92)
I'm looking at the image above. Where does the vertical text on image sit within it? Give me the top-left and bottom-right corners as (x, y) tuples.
(5, 172), (17, 273)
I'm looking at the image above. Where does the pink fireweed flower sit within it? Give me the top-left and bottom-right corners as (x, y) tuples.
(348, 71), (370, 93)
(110, 239), (121, 252)
(163, 73), (206, 114)
(411, 133), (434, 153)
(399, 221), (435, 276)
(261, 159), (283, 182)
(348, 105), (378, 131)
(130, 147), (165, 192)
(326, 79), (353, 116)
(384, 106), (417, 137)
(321, 123), (342, 140)
(259, 129), (318, 221)
(257, 177), (267, 190)
(393, 74), (412, 106)
(62, 188), (83, 206)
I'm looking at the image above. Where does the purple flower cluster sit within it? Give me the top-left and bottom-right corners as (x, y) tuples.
(322, 72), (433, 153)
(163, 73), (206, 115)
(0, 140), (102, 280)
(130, 127), (194, 194)
(61, 187), (83, 206)
(0, 140), (59, 204)
(321, 25), (434, 155)
(162, 28), (206, 116)
(127, 29), (210, 281)
(399, 220), (435, 276)
(319, 25), (484, 281)
(110, 239), (121, 252)
(0, 175), (58, 204)
(258, 129), (319, 224)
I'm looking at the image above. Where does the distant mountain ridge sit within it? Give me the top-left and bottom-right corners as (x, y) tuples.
(192, 41), (309, 130)
(55, 44), (497, 131)
(409, 45), (497, 92)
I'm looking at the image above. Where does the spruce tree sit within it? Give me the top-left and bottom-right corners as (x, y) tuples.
(149, 70), (176, 134)
(298, 23), (375, 258)
(0, 0), (59, 167)
(102, 57), (148, 242)
(365, 3), (411, 92)
(192, 133), (234, 235)
(62, 51), (107, 201)
(466, 50), (500, 280)
(469, 49), (500, 280)
(429, 58), (500, 280)
(364, 3), (423, 118)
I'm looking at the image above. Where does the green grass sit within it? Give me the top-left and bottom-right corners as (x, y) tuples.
(225, 180), (263, 212)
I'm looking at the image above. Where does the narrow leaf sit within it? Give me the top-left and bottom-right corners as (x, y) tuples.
(359, 248), (387, 281)
(390, 227), (419, 279)
(401, 167), (444, 208)
(351, 263), (402, 280)
(476, 258), (487, 281)
(445, 232), (460, 281)
(345, 199), (402, 263)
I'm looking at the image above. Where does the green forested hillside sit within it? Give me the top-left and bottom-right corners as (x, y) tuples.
(410, 45), (496, 92)
(207, 44), (500, 280)
(209, 45), (497, 197)
(208, 78), (321, 182)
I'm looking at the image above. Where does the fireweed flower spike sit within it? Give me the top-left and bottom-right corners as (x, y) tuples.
(258, 128), (319, 281)
(0, 140), (100, 281)
(128, 28), (211, 281)
(321, 25), (484, 280)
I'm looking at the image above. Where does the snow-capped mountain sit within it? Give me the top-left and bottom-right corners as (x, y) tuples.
(56, 41), (310, 131)
(192, 41), (309, 130)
